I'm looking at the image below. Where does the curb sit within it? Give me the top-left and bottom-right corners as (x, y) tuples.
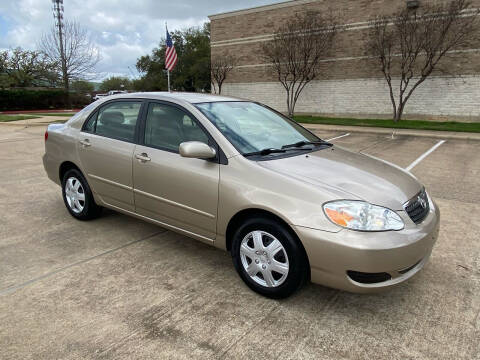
(301, 123), (480, 141)
(0, 121), (62, 127)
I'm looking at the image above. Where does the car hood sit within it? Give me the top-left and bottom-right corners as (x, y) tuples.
(258, 146), (421, 210)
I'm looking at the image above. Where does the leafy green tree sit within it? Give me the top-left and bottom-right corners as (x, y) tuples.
(72, 80), (94, 94)
(0, 74), (13, 90)
(135, 23), (210, 92)
(0, 47), (58, 87)
(132, 75), (166, 91)
(100, 76), (132, 92)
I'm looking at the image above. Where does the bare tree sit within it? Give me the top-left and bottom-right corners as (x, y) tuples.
(366, 0), (479, 122)
(261, 11), (337, 117)
(211, 54), (236, 94)
(39, 20), (100, 93)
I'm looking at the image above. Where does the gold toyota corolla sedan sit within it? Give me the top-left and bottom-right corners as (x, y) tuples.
(43, 92), (440, 298)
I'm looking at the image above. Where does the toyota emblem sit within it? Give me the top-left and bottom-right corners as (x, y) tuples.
(418, 195), (427, 209)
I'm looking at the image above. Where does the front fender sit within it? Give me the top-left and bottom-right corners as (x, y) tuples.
(215, 156), (342, 249)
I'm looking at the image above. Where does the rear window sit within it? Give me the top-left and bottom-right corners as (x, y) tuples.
(68, 102), (98, 123)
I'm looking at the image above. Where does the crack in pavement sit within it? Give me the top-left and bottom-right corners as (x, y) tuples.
(217, 305), (279, 360)
(0, 229), (167, 296)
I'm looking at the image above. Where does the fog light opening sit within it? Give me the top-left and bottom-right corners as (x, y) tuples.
(347, 270), (392, 284)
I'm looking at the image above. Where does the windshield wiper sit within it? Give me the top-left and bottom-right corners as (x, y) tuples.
(242, 148), (287, 157)
(281, 140), (332, 149)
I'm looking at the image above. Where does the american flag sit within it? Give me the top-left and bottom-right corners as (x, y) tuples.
(165, 29), (178, 71)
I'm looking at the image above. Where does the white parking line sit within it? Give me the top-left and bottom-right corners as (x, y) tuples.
(327, 133), (350, 142)
(405, 140), (446, 171)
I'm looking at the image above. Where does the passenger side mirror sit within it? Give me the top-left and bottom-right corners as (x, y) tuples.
(179, 141), (216, 160)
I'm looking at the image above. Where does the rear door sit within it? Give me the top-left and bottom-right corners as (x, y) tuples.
(132, 101), (219, 241)
(77, 100), (143, 211)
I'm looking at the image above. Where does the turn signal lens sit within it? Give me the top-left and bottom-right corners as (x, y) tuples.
(323, 200), (404, 231)
(324, 208), (353, 227)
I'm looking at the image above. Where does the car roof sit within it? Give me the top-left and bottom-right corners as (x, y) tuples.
(108, 91), (243, 104)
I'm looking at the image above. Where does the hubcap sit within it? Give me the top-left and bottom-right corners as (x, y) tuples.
(239, 230), (289, 287)
(65, 177), (85, 214)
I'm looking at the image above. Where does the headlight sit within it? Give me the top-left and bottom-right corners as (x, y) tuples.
(323, 200), (404, 231)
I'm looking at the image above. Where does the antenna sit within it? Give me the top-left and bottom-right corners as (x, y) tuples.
(52, 0), (64, 38)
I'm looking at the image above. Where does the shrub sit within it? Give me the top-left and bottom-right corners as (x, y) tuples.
(0, 89), (90, 110)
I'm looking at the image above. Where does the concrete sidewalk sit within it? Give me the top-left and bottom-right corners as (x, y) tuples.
(0, 116), (68, 126)
(0, 109), (80, 114)
(302, 123), (480, 141)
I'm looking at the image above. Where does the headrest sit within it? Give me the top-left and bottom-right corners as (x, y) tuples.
(100, 111), (124, 126)
(149, 110), (183, 129)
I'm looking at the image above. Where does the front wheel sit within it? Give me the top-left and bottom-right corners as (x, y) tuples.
(231, 217), (308, 299)
(62, 169), (101, 220)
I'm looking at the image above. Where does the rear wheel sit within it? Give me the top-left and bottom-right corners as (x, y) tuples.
(231, 217), (308, 299)
(62, 169), (101, 220)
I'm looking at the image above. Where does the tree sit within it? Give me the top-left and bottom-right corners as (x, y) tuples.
(72, 80), (94, 94)
(135, 23), (210, 92)
(39, 20), (100, 93)
(100, 76), (132, 92)
(0, 48), (58, 87)
(211, 53), (236, 94)
(261, 11), (337, 117)
(366, 0), (480, 122)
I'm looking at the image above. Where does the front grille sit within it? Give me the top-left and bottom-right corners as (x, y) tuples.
(404, 188), (430, 224)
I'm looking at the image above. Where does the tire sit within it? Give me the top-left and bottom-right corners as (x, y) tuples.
(62, 168), (102, 220)
(231, 216), (308, 299)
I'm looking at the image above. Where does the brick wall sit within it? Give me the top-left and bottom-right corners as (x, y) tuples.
(209, 0), (480, 121)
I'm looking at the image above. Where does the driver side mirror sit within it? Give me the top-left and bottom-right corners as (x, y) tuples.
(179, 141), (216, 160)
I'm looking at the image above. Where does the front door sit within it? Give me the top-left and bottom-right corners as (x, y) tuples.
(77, 100), (143, 211)
(133, 102), (219, 241)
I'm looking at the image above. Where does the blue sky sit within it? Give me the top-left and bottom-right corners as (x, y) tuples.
(0, 0), (284, 81)
(0, 15), (10, 38)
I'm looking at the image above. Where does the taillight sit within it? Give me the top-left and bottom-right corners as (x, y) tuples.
(44, 131), (48, 142)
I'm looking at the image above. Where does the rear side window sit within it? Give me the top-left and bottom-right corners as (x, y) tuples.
(144, 103), (209, 152)
(83, 101), (142, 142)
(83, 111), (97, 132)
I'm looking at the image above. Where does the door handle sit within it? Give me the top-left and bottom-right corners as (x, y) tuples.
(79, 139), (91, 147)
(135, 153), (151, 162)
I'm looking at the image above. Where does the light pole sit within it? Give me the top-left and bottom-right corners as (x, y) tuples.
(52, 0), (69, 105)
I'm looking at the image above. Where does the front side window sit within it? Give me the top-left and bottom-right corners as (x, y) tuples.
(195, 102), (320, 155)
(144, 103), (209, 152)
(83, 101), (142, 142)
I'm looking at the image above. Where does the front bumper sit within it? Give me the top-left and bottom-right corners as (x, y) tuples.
(296, 199), (440, 293)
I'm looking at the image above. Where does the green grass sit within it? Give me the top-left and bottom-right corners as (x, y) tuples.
(0, 115), (40, 122)
(294, 115), (480, 133)
(28, 113), (76, 117)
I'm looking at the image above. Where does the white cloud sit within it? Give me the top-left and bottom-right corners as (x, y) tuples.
(0, 0), (284, 81)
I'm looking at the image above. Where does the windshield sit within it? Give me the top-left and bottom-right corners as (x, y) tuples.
(195, 102), (321, 155)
